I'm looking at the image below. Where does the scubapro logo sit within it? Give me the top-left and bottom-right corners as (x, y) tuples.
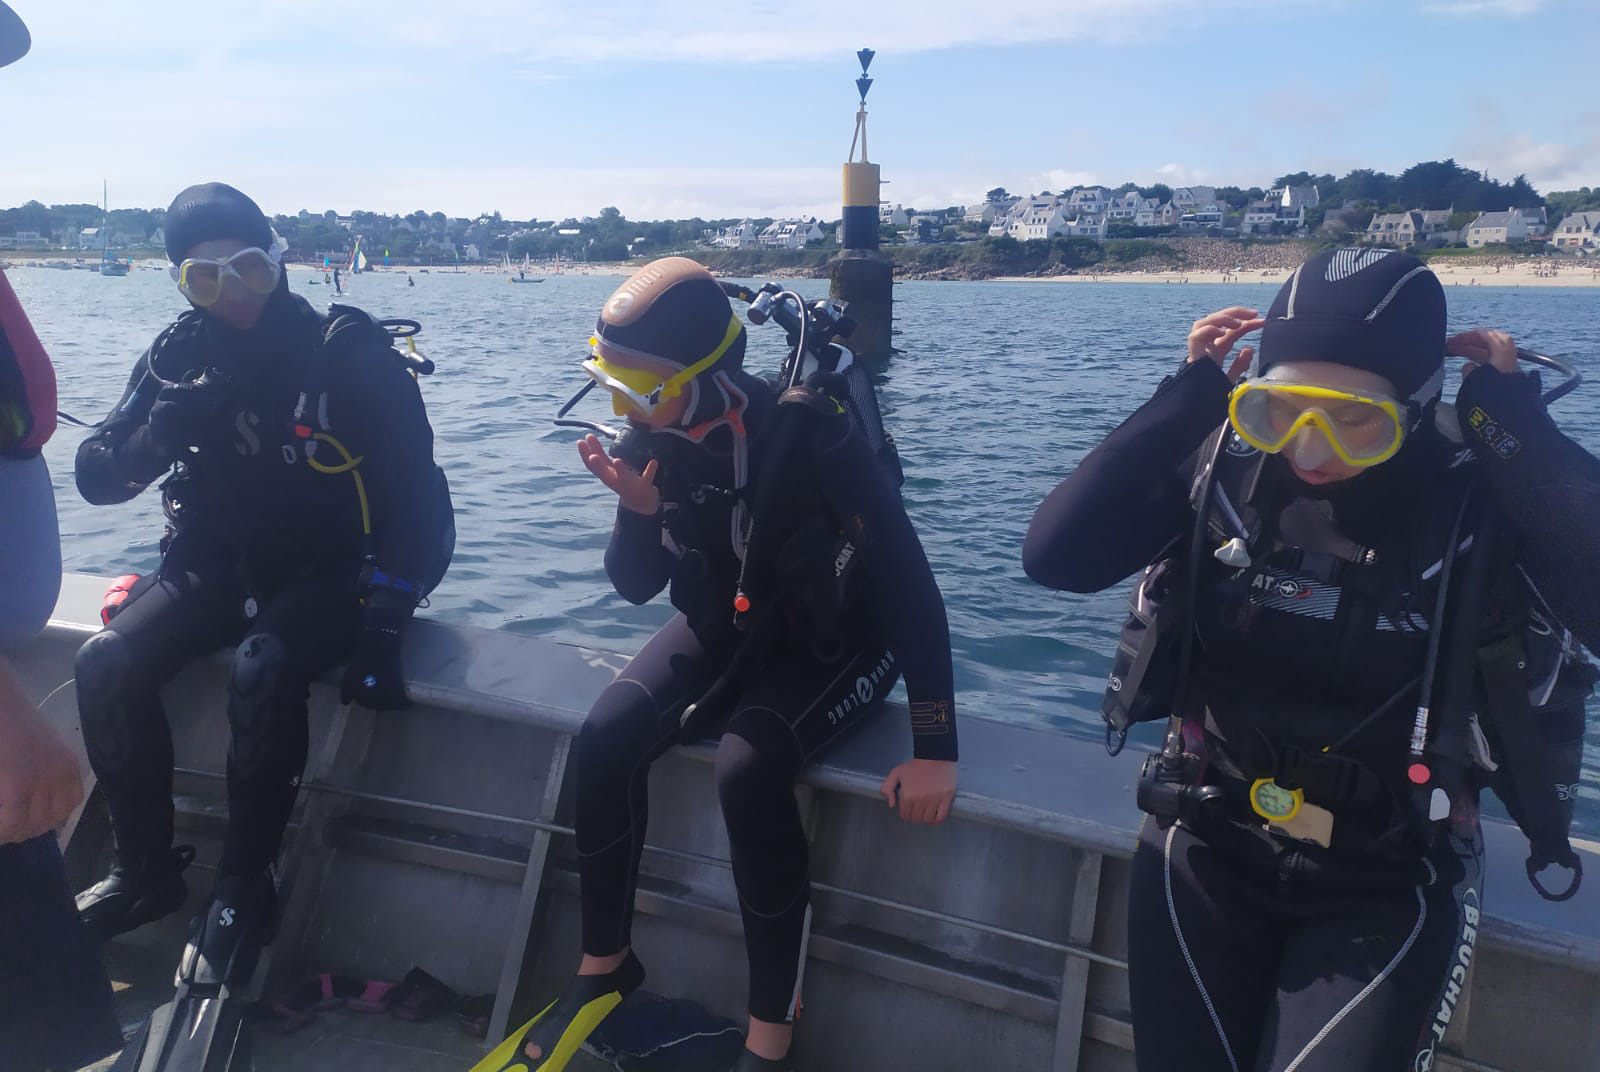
(1226, 433), (1258, 458)
(1108, 675), (1123, 693)
(234, 410), (262, 456)
(606, 293), (634, 317)
(855, 676), (874, 705)
(218, 906), (236, 928)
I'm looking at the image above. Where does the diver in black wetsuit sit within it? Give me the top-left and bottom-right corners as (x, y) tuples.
(485, 258), (959, 1072)
(1024, 249), (1600, 1072)
(70, 183), (454, 973)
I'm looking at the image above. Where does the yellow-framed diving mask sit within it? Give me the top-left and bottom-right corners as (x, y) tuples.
(582, 313), (743, 419)
(1228, 372), (1407, 469)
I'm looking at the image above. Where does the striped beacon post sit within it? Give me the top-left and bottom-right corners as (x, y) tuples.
(828, 48), (894, 361)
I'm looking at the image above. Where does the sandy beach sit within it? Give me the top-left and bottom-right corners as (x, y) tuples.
(0, 254), (630, 278)
(994, 263), (1600, 287)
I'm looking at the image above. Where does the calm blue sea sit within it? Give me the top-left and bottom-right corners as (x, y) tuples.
(11, 266), (1600, 828)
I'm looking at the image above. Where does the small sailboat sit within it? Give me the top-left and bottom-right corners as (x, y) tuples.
(99, 181), (129, 276)
(509, 251), (542, 283)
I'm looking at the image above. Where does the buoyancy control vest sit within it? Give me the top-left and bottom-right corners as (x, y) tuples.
(286, 304), (454, 595)
(676, 348), (903, 737)
(0, 268), (56, 456)
(1105, 421), (1596, 897)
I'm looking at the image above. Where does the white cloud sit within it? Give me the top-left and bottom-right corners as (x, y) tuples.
(1152, 162), (1212, 185)
(1452, 100), (1600, 191)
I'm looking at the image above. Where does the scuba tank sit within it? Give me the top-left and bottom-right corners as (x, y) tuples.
(676, 282), (902, 738)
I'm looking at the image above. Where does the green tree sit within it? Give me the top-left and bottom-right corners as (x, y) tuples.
(1546, 187), (1600, 226)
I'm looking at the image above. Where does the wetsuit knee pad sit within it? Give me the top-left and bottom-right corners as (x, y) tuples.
(74, 630), (135, 720)
(576, 685), (663, 776)
(229, 634), (291, 706)
(714, 720), (797, 812)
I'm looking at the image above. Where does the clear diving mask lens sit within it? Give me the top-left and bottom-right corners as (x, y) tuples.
(170, 245), (283, 307)
(1229, 378), (1407, 468)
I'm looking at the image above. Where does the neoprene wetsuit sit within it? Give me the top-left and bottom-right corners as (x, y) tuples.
(1024, 356), (1600, 1072)
(72, 284), (449, 881)
(577, 368), (956, 1024)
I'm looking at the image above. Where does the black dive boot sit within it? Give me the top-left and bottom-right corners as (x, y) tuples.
(730, 1048), (792, 1071)
(181, 871), (277, 988)
(76, 845), (196, 941)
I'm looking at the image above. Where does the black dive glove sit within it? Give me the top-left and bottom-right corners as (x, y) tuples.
(340, 584), (415, 710)
(147, 376), (232, 459)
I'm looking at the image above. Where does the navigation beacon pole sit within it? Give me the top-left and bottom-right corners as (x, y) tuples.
(829, 49), (893, 361)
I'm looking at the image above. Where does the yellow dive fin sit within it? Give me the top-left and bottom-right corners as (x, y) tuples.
(468, 952), (644, 1072)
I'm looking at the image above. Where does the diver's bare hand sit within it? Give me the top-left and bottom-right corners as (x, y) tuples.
(880, 758), (957, 824)
(1447, 329), (1518, 377)
(1187, 307), (1263, 383)
(0, 661), (85, 845)
(578, 434), (660, 515)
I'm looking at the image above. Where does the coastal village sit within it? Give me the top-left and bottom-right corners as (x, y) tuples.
(4, 174), (1599, 283)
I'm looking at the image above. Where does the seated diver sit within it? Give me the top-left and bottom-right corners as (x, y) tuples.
(1023, 248), (1600, 1071)
(478, 258), (960, 1072)
(70, 183), (454, 985)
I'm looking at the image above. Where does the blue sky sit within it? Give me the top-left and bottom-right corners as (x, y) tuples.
(3, 0), (1595, 220)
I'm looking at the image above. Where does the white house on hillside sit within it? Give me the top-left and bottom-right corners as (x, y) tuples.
(990, 195), (1069, 239)
(1365, 211), (1424, 246)
(1419, 209), (1453, 239)
(1064, 213), (1108, 238)
(880, 203), (909, 227)
(963, 202), (1002, 225)
(1134, 199), (1164, 228)
(1552, 211), (1600, 250)
(1178, 205), (1225, 231)
(1171, 186), (1218, 210)
(712, 220), (761, 248)
(1241, 201), (1279, 234)
(1462, 209), (1528, 247)
(1067, 187), (1109, 215)
(759, 217), (824, 249)
(1107, 191), (1146, 220)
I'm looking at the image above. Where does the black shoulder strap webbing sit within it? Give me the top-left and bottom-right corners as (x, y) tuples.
(1479, 631), (1583, 900)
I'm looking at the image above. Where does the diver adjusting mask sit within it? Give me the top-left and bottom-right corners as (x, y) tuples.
(1229, 369), (1408, 469)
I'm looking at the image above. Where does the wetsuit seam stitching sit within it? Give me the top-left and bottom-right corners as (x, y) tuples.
(610, 706), (686, 951)
(1278, 858), (1435, 1072)
(736, 881), (810, 920)
(1165, 823), (1241, 1072)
